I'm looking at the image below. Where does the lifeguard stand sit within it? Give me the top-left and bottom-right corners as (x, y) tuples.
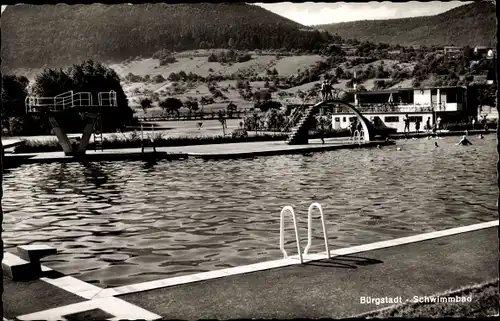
(25, 90), (118, 156)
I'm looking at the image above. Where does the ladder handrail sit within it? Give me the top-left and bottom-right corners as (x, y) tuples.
(282, 92), (320, 132)
(279, 206), (303, 263)
(303, 202), (330, 259)
(353, 129), (364, 144)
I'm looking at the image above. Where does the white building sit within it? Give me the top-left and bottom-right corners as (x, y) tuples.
(330, 87), (468, 133)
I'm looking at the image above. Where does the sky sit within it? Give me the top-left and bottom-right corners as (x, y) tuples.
(254, 1), (472, 25)
(2, 2), (471, 24)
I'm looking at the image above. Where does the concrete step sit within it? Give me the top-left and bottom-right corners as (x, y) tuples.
(17, 245), (57, 263)
(2, 252), (37, 281)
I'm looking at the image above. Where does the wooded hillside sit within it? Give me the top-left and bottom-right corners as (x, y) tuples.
(1, 3), (332, 70)
(317, 2), (496, 47)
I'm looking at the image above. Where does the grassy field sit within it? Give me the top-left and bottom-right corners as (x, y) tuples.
(356, 279), (499, 318)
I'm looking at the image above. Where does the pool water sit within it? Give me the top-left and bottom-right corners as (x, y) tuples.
(2, 135), (498, 287)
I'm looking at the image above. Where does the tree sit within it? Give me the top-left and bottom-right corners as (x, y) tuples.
(227, 101), (237, 117)
(31, 60), (134, 133)
(1, 75), (29, 135)
(1, 75), (29, 118)
(463, 46), (474, 61)
(153, 74), (166, 83)
(140, 97), (153, 114)
(256, 100), (281, 113)
(159, 97), (182, 116)
(184, 98), (199, 115)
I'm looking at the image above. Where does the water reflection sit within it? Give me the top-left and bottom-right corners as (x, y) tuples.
(82, 162), (110, 188)
(2, 135), (498, 287)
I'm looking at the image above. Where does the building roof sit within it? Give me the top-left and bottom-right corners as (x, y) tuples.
(353, 86), (466, 95)
(354, 90), (401, 95)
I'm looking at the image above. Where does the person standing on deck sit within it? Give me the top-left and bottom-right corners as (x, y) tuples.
(320, 81), (327, 100)
(348, 121), (354, 139)
(325, 81), (333, 100)
(425, 117), (431, 133)
(472, 117), (476, 130)
(436, 116), (442, 132)
(403, 114), (410, 134)
(318, 116), (326, 144)
(415, 118), (421, 135)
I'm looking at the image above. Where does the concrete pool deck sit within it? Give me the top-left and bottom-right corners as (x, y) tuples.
(4, 221), (498, 320)
(3, 138), (394, 166)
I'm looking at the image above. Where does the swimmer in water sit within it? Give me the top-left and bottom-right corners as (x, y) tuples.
(457, 135), (472, 146)
(434, 142), (439, 148)
(479, 134), (484, 139)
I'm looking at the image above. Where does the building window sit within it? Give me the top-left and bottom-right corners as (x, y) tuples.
(335, 117), (340, 122)
(384, 116), (399, 122)
(342, 117), (346, 122)
(349, 117), (357, 123)
(409, 116), (423, 123)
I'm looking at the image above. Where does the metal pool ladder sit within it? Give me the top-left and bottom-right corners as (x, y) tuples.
(279, 202), (330, 263)
(280, 206), (303, 263)
(303, 202), (330, 259)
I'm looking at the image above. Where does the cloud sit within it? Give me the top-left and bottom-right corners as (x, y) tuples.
(255, 1), (472, 25)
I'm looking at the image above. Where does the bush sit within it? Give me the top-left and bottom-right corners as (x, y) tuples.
(14, 132), (291, 153)
(126, 72), (143, 83)
(159, 56), (176, 66)
(153, 74), (166, 83)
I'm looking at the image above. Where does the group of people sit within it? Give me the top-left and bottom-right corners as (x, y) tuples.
(320, 80), (334, 101)
(403, 114), (442, 135)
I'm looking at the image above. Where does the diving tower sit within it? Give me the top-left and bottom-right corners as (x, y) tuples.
(25, 90), (118, 156)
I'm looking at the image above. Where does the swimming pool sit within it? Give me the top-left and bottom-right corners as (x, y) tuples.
(2, 135), (497, 287)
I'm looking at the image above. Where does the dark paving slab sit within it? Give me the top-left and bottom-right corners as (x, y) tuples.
(121, 227), (498, 319)
(3, 277), (86, 319)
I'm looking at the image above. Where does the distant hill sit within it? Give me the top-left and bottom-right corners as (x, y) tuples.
(1, 3), (331, 70)
(317, 2), (496, 47)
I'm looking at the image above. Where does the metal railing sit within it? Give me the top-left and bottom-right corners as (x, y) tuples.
(303, 203), (330, 259)
(73, 92), (93, 106)
(25, 90), (118, 113)
(279, 206), (303, 263)
(98, 90), (117, 107)
(334, 102), (460, 114)
(54, 91), (74, 111)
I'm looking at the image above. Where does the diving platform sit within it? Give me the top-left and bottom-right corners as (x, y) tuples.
(25, 90), (117, 156)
